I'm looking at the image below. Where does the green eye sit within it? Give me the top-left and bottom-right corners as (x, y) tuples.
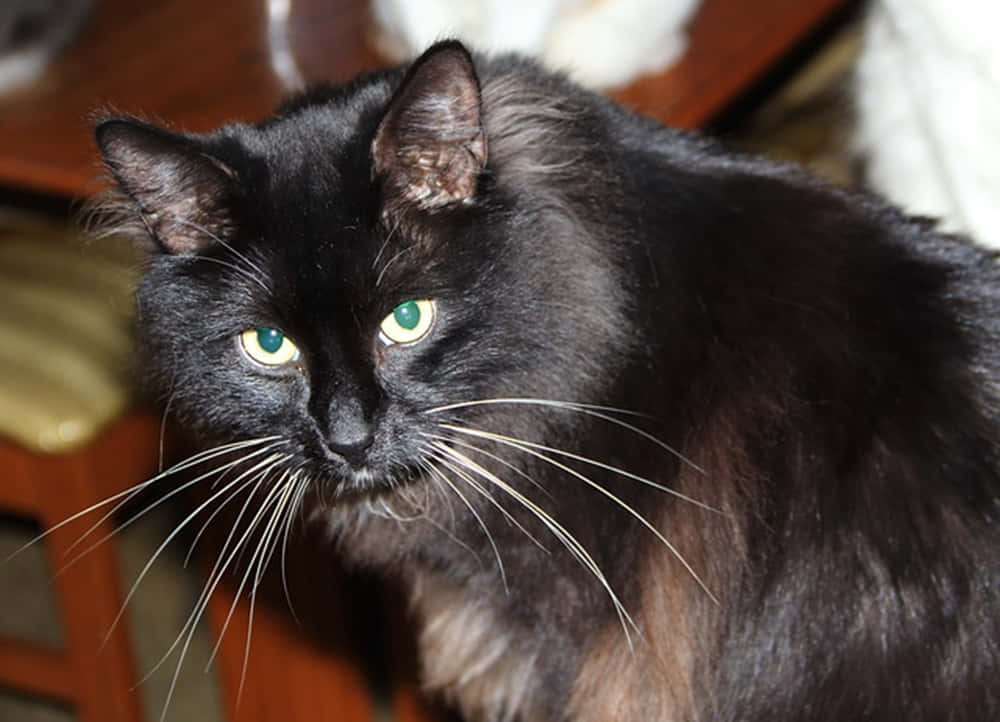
(240, 327), (300, 366)
(379, 299), (435, 345)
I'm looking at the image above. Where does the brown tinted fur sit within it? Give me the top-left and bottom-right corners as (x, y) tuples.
(569, 400), (764, 720)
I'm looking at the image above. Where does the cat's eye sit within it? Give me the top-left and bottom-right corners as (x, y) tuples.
(240, 327), (301, 366)
(379, 299), (435, 346)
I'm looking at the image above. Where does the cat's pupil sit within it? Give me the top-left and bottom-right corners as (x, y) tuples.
(257, 328), (284, 353)
(393, 301), (421, 331)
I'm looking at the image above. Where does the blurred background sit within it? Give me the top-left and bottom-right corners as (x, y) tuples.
(1, 0), (992, 721)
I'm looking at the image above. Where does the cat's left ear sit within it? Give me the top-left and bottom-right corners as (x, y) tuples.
(372, 41), (487, 213)
(96, 118), (239, 254)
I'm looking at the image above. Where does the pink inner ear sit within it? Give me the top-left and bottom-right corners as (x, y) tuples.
(372, 42), (488, 213)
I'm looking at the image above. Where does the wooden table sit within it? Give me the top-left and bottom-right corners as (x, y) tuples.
(0, 0), (850, 200)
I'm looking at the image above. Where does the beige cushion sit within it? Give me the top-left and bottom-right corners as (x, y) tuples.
(0, 220), (140, 453)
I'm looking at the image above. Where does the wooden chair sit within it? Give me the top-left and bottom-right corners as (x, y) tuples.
(0, 222), (154, 721)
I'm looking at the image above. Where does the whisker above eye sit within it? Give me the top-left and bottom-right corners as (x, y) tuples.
(188, 255), (272, 294)
(168, 215), (272, 288)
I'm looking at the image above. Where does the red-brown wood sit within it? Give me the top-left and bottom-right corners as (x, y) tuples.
(0, 412), (161, 722)
(0, 0), (849, 199)
(192, 473), (379, 722)
(611, 0), (849, 127)
(207, 586), (375, 722)
(0, 637), (74, 700)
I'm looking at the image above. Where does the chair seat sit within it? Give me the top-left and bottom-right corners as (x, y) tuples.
(0, 222), (140, 453)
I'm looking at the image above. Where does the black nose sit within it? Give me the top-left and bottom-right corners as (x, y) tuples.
(327, 404), (374, 467)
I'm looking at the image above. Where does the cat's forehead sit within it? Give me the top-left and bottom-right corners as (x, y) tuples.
(244, 79), (395, 167)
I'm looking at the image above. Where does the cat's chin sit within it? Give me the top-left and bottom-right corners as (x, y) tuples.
(342, 465), (378, 488)
(317, 458), (425, 503)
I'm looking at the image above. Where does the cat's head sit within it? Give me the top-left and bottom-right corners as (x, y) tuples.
(95, 41), (630, 499)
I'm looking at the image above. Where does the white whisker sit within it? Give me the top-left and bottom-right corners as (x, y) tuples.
(190, 255), (272, 294)
(424, 442), (549, 554)
(155, 469), (289, 722)
(427, 397), (706, 475)
(440, 421), (719, 514)
(279, 470), (311, 626)
(1, 436), (281, 565)
(235, 468), (301, 705)
(424, 455), (510, 593)
(430, 441), (638, 647)
(107, 452), (291, 659)
(171, 216), (272, 292)
(442, 425), (719, 606)
(60, 441), (287, 572)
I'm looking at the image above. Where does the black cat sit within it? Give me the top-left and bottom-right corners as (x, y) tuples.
(95, 41), (999, 721)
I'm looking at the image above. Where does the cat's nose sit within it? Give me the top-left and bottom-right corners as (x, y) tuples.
(327, 406), (375, 467)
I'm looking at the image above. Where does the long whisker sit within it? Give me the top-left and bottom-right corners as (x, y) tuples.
(423, 455), (510, 593)
(137, 460), (280, 687)
(159, 455), (289, 722)
(182, 456), (297, 569)
(443, 422), (720, 515)
(235, 469), (303, 704)
(442, 425), (719, 606)
(60, 440), (287, 571)
(424, 442), (549, 554)
(157, 468), (290, 722)
(430, 441), (638, 647)
(424, 432), (554, 502)
(2, 436), (282, 565)
(104, 452), (291, 653)
(278, 470), (311, 626)
(205, 469), (298, 669)
(412, 459), (484, 558)
(427, 397), (706, 475)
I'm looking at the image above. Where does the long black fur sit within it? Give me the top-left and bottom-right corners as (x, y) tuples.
(96, 41), (999, 721)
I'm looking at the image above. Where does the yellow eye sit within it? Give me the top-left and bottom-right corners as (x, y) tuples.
(240, 327), (300, 366)
(379, 299), (435, 345)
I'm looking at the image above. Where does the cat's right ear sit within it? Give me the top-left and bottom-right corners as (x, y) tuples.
(95, 118), (238, 254)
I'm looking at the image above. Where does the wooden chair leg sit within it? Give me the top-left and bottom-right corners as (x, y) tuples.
(207, 575), (374, 721)
(0, 413), (160, 722)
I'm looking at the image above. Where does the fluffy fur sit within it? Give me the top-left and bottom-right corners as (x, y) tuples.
(96, 42), (999, 721)
(854, 0), (1000, 247)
